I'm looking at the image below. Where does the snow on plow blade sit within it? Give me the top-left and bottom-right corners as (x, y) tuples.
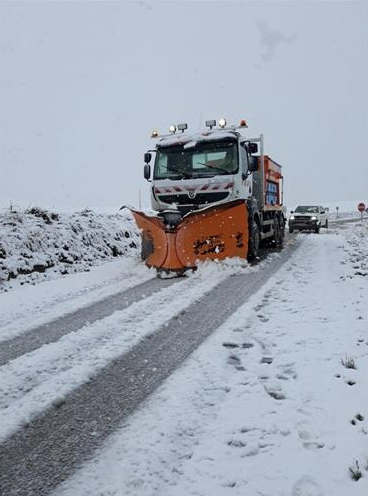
(131, 200), (249, 272)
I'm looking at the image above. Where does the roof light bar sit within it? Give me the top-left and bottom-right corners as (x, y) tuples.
(169, 125), (176, 134)
(205, 119), (216, 129)
(151, 130), (159, 138)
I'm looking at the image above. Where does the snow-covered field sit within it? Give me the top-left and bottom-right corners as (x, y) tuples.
(0, 216), (366, 495)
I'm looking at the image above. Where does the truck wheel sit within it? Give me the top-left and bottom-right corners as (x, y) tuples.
(280, 217), (285, 242)
(247, 221), (260, 261)
(289, 226), (294, 234)
(325, 220), (328, 228)
(314, 226), (320, 234)
(273, 217), (283, 247)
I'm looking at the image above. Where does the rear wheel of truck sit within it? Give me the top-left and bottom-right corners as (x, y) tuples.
(273, 217), (283, 247)
(280, 217), (285, 242)
(247, 221), (260, 261)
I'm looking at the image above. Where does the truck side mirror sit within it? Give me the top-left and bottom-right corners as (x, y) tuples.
(248, 143), (258, 154)
(290, 210), (294, 214)
(144, 164), (151, 181)
(144, 152), (152, 164)
(248, 156), (258, 172)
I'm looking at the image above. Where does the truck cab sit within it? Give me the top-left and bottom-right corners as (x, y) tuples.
(142, 119), (286, 256)
(145, 126), (256, 215)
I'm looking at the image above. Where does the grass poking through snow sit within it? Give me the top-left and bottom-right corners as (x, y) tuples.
(349, 460), (363, 481)
(341, 355), (356, 369)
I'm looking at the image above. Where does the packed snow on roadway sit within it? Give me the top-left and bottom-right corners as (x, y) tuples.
(0, 207), (367, 496)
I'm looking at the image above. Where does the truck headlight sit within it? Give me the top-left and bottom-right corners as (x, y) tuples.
(311, 216), (317, 221)
(289, 216), (294, 220)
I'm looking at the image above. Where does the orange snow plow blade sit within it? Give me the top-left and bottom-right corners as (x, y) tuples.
(131, 200), (249, 272)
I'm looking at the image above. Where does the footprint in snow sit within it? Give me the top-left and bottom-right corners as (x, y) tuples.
(267, 390), (286, 400)
(227, 439), (246, 448)
(260, 356), (273, 364)
(298, 430), (324, 450)
(290, 475), (322, 496)
(350, 413), (364, 425)
(278, 364), (298, 380)
(222, 342), (239, 349)
(227, 354), (245, 371)
(264, 380), (286, 400)
(303, 441), (325, 450)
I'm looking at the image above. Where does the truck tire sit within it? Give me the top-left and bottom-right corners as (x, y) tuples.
(314, 225), (320, 234)
(289, 225), (294, 234)
(273, 217), (283, 247)
(325, 219), (328, 228)
(247, 221), (260, 261)
(280, 217), (285, 242)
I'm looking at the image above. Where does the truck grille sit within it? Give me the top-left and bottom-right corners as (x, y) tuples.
(294, 216), (313, 223)
(157, 192), (229, 205)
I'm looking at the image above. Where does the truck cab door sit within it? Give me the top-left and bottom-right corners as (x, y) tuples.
(240, 144), (252, 197)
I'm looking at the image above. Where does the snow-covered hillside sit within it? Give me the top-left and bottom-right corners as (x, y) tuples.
(0, 207), (140, 292)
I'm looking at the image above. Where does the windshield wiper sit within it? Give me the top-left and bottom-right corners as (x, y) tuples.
(196, 161), (231, 175)
(206, 166), (231, 175)
(167, 172), (192, 180)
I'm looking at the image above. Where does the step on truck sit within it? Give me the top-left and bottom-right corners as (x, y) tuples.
(130, 118), (286, 274)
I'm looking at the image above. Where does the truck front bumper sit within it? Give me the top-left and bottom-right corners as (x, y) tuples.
(289, 220), (319, 231)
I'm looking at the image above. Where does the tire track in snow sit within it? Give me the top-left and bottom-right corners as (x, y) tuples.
(0, 238), (302, 496)
(0, 277), (177, 366)
(0, 269), (232, 442)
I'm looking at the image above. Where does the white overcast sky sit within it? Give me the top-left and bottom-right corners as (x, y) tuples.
(0, 0), (366, 211)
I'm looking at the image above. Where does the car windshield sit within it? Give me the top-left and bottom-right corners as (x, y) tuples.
(154, 141), (238, 180)
(295, 206), (319, 213)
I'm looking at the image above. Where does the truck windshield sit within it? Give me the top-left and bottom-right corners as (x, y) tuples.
(295, 206), (318, 213)
(154, 141), (238, 180)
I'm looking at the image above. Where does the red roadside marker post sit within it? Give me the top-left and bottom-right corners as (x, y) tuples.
(357, 202), (365, 222)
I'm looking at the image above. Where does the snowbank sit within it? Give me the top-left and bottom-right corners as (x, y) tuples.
(0, 207), (140, 292)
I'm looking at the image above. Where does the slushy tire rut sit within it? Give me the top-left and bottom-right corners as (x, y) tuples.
(0, 277), (178, 366)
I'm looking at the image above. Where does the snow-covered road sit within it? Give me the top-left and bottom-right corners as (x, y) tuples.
(0, 222), (367, 496)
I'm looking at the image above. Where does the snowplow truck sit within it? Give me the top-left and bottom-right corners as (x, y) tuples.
(131, 119), (285, 273)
